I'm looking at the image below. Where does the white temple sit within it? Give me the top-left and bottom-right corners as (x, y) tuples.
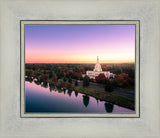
(83, 56), (115, 79)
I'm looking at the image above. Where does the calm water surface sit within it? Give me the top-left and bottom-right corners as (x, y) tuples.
(25, 81), (135, 113)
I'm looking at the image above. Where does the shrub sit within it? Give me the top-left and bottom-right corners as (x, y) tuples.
(105, 80), (114, 92)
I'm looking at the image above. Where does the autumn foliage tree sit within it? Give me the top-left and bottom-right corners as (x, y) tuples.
(25, 69), (33, 78)
(52, 76), (58, 83)
(66, 69), (74, 78)
(25, 63), (135, 89)
(95, 73), (107, 84)
(33, 70), (41, 79)
(40, 74), (48, 82)
(65, 82), (73, 90)
(114, 73), (132, 88)
(73, 72), (82, 80)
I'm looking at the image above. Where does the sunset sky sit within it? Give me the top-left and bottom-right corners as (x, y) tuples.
(25, 25), (135, 64)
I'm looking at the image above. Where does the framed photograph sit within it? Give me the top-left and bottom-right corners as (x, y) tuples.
(20, 20), (140, 118)
(0, 0), (160, 138)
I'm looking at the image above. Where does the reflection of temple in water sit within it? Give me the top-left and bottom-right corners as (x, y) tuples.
(104, 102), (114, 113)
(83, 95), (90, 107)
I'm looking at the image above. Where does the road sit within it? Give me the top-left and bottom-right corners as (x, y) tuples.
(73, 80), (135, 100)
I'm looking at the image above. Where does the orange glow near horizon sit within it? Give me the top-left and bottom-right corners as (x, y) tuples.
(25, 58), (135, 64)
(25, 50), (135, 64)
(25, 25), (135, 64)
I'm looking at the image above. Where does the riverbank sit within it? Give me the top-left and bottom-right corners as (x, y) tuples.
(72, 80), (135, 100)
(64, 83), (135, 110)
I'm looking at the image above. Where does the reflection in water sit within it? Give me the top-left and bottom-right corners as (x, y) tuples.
(25, 77), (33, 83)
(57, 87), (63, 93)
(34, 80), (41, 85)
(49, 83), (55, 92)
(54, 87), (58, 92)
(94, 97), (99, 104)
(83, 95), (90, 107)
(104, 102), (114, 113)
(74, 91), (78, 97)
(63, 88), (66, 94)
(67, 90), (73, 96)
(25, 81), (135, 113)
(41, 82), (48, 88)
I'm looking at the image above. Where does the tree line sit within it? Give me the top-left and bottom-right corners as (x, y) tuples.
(25, 63), (135, 92)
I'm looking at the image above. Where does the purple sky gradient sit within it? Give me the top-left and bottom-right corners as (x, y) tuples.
(25, 25), (135, 63)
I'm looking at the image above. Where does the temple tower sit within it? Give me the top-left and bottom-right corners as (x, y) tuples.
(93, 56), (102, 72)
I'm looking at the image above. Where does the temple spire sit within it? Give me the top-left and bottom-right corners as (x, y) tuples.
(94, 56), (102, 72)
(97, 56), (99, 63)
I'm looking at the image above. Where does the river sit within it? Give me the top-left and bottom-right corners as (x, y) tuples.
(25, 81), (135, 113)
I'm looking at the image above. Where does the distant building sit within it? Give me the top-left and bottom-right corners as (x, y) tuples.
(83, 56), (115, 79)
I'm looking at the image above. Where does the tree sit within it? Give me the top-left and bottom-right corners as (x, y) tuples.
(75, 80), (78, 86)
(56, 79), (64, 88)
(115, 73), (132, 88)
(57, 72), (64, 79)
(66, 69), (74, 78)
(73, 72), (82, 80)
(68, 77), (72, 84)
(43, 70), (46, 74)
(34, 70), (41, 79)
(52, 76), (58, 83)
(25, 69), (33, 78)
(105, 79), (114, 92)
(65, 82), (73, 90)
(40, 74), (48, 82)
(63, 77), (67, 82)
(83, 75), (90, 87)
(49, 70), (53, 78)
(95, 73), (107, 84)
